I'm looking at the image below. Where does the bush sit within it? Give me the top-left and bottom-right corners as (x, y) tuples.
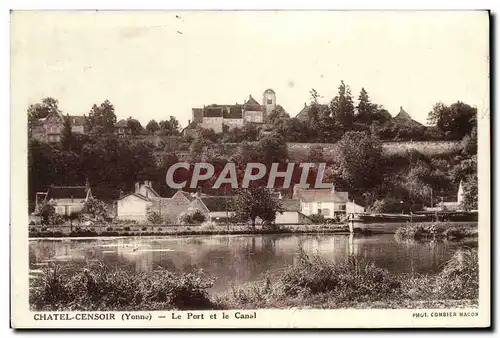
(180, 210), (206, 225)
(308, 214), (326, 224)
(124, 226), (131, 232)
(141, 226), (148, 231)
(279, 248), (400, 301)
(434, 248), (478, 300)
(147, 210), (163, 225)
(30, 265), (216, 311)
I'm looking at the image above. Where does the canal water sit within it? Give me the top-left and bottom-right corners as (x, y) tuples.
(29, 234), (477, 294)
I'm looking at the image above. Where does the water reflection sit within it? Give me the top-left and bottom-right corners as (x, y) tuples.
(29, 234), (476, 293)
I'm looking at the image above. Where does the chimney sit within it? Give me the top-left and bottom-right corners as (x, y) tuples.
(304, 102), (307, 107)
(188, 119), (191, 126)
(135, 182), (140, 193)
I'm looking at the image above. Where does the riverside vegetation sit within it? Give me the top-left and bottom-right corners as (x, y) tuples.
(30, 247), (478, 311)
(395, 222), (478, 241)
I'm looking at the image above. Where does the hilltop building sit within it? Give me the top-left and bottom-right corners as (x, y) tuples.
(183, 89), (277, 135)
(31, 110), (86, 143)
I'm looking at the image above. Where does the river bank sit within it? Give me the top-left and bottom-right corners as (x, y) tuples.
(28, 224), (350, 238)
(30, 246), (478, 311)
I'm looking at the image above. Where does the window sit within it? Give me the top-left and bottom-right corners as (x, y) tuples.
(340, 205), (346, 211)
(267, 98), (273, 104)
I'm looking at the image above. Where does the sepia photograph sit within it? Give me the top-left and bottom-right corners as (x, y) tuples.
(10, 10), (490, 328)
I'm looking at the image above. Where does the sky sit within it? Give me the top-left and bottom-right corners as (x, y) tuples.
(10, 10), (490, 128)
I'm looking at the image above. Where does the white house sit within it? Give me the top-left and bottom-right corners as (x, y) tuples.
(39, 181), (92, 216)
(116, 192), (152, 221)
(293, 186), (365, 219)
(275, 199), (313, 224)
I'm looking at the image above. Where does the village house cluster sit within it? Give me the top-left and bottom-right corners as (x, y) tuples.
(34, 179), (366, 225)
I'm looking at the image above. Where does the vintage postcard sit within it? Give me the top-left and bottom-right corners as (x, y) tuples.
(10, 10), (490, 329)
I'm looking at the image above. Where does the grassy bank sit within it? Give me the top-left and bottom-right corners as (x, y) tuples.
(395, 222), (478, 240)
(30, 247), (478, 311)
(28, 224), (350, 238)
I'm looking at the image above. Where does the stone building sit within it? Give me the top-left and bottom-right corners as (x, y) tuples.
(30, 109), (86, 143)
(183, 89), (277, 134)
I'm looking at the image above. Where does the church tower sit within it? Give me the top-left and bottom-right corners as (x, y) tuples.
(262, 89), (276, 115)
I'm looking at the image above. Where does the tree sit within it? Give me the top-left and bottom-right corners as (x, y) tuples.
(232, 187), (284, 229)
(276, 118), (310, 142)
(27, 97), (59, 123)
(127, 118), (144, 135)
(61, 115), (74, 151)
(336, 131), (383, 191)
(159, 116), (180, 136)
(330, 80), (355, 130)
(85, 196), (108, 222)
(461, 175), (478, 211)
(462, 126), (477, 156)
(309, 88), (322, 104)
(146, 120), (160, 135)
(356, 88), (376, 125)
(308, 145), (324, 163)
(427, 101), (477, 140)
(257, 134), (288, 165)
(268, 105), (289, 125)
(86, 100), (117, 134)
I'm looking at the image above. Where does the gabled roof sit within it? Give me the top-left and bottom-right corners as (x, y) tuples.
(244, 95), (262, 111)
(68, 115), (86, 126)
(294, 188), (348, 203)
(394, 107), (423, 126)
(295, 104), (329, 121)
(114, 119), (129, 128)
(47, 186), (89, 200)
(118, 192), (151, 202)
(279, 199), (301, 212)
(200, 196), (236, 212)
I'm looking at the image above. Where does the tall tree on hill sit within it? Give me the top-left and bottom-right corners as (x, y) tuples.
(61, 114), (74, 151)
(126, 118), (144, 135)
(356, 88), (377, 125)
(27, 97), (60, 134)
(257, 134), (288, 165)
(336, 131), (383, 191)
(330, 80), (355, 130)
(159, 116), (180, 136)
(27, 97), (59, 122)
(268, 105), (289, 125)
(309, 88), (322, 104)
(146, 119), (160, 135)
(427, 101), (477, 140)
(86, 99), (117, 134)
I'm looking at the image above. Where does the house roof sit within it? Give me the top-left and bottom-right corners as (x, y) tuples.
(295, 104), (329, 121)
(294, 188), (348, 203)
(68, 115), (86, 126)
(200, 196), (236, 212)
(48, 186), (89, 200)
(244, 96), (262, 111)
(393, 107), (423, 127)
(118, 192), (151, 202)
(224, 105), (244, 119)
(279, 199), (301, 212)
(203, 106), (224, 118)
(114, 119), (129, 128)
(178, 190), (195, 202)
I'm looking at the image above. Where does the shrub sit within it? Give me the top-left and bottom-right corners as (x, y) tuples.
(146, 210), (163, 225)
(106, 226), (113, 232)
(141, 226), (148, 231)
(30, 265), (215, 311)
(124, 226), (131, 232)
(308, 214), (326, 224)
(180, 210), (206, 225)
(279, 248), (400, 301)
(434, 248), (478, 300)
